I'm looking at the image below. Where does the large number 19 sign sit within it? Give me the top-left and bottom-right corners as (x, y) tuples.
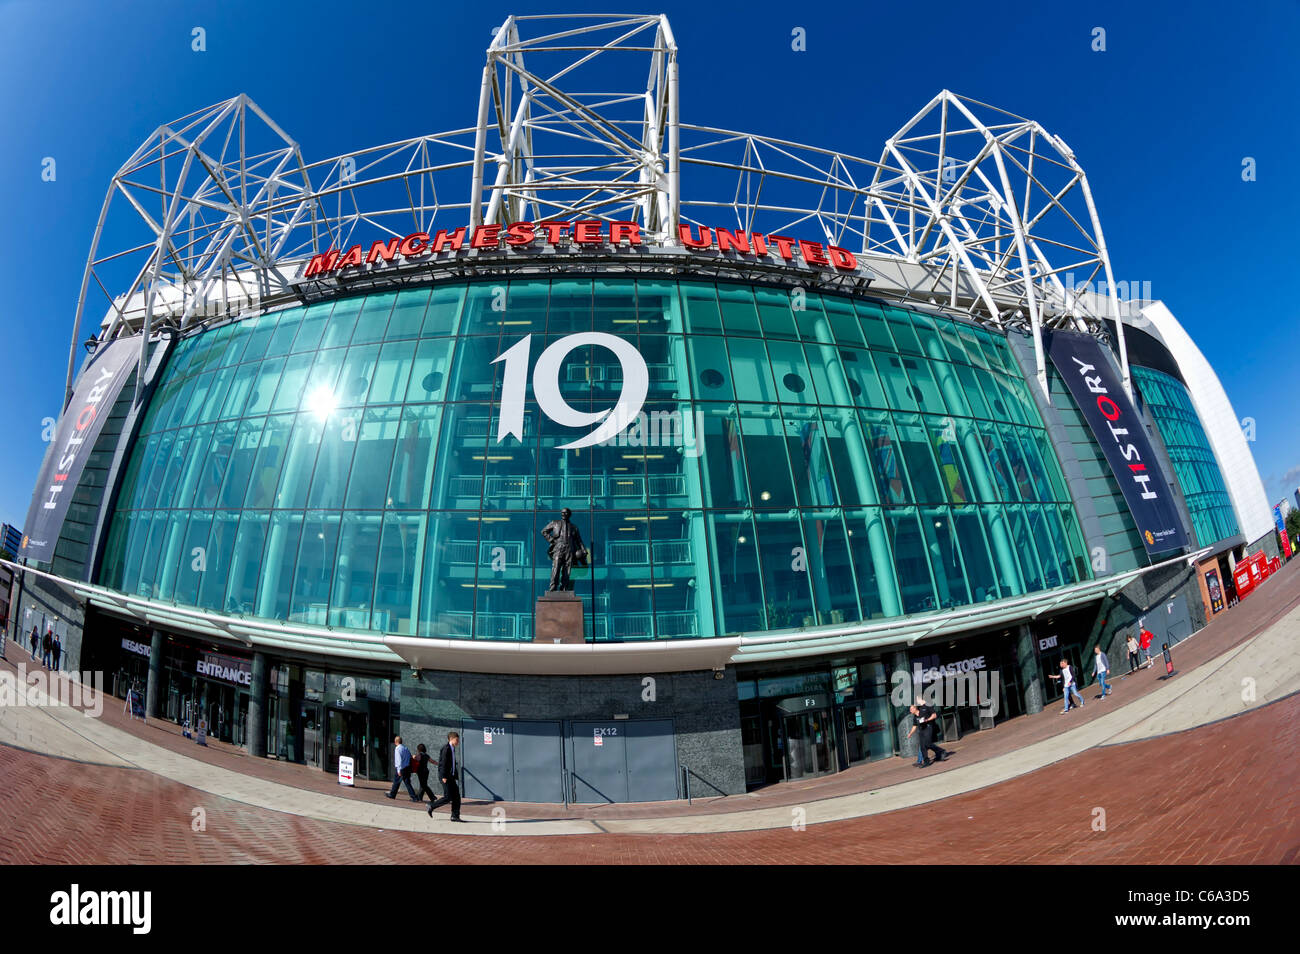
(491, 332), (649, 450)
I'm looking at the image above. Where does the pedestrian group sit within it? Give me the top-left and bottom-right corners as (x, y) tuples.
(387, 731), (463, 822)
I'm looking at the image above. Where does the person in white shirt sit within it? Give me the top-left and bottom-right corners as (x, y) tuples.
(1126, 635), (1141, 673)
(1047, 658), (1085, 713)
(386, 735), (421, 801)
(1093, 645), (1112, 698)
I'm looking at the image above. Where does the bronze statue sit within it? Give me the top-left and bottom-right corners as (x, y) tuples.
(541, 508), (588, 592)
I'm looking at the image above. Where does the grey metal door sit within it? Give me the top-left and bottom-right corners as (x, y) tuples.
(1164, 595), (1192, 644)
(512, 720), (564, 803)
(624, 719), (678, 802)
(570, 721), (628, 803)
(461, 719), (515, 801)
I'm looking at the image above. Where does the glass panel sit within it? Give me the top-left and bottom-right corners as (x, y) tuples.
(883, 306), (923, 354)
(716, 284), (761, 336)
(245, 413), (294, 509)
(737, 407), (795, 509)
(431, 403), (489, 510)
(262, 307), (304, 358)
(290, 302), (334, 354)
(244, 356), (286, 417)
(270, 352), (314, 413)
(274, 413), (323, 510)
(384, 288), (431, 340)
(216, 417), (266, 509)
(255, 511), (304, 619)
(768, 339), (815, 404)
(172, 511), (213, 605)
(854, 300), (897, 351)
(372, 512), (425, 635)
(680, 282), (723, 334)
(320, 296), (364, 350)
(329, 512), (382, 628)
(420, 285), (465, 337)
(387, 405), (442, 510)
(921, 505), (971, 609)
(225, 511), (270, 614)
(367, 339), (417, 405)
(544, 279), (592, 334)
(197, 510), (241, 610)
(344, 406), (402, 510)
(728, 338), (777, 403)
(884, 506), (936, 613)
(754, 512), (815, 629)
(707, 511), (763, 633)
(635, 278), (684, 334)
(687, 334), (734, 401)
(953, 506), (1001, 604)
(335, 343), (382, 409)
(306, 411), (361, 510)
(289, 511), (342, 625)
(351, 292), (397, 345)
(417, 512), (477, 638)
(406, 336), (456, 403)
(819, 295), (865, 348)
(754, 286), (798, 339)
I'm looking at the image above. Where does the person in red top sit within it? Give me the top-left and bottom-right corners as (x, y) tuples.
(1138, 628), (1154, 669)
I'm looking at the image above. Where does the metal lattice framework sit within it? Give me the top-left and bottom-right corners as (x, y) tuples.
(67, 12), (1133, 406)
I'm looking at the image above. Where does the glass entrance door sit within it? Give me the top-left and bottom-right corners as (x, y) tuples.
(301, 702), (323, 769)
(782, 708), (836, 780)
(326, 708), (367, 776)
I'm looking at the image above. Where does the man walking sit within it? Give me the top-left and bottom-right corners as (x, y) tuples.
(1048, 658), (1085, 713)
(29, 626), (38, 660)
(427, 731), (463, 821)
(386, 734), (421, 802)
(905, 704), (928, 768)
(41, 629), (52, 668)
(51, 634), (62, 672)
(911, 695), (950, 767)
(1093, 645), (1112, 698)
(1126, 634), (1141, 674)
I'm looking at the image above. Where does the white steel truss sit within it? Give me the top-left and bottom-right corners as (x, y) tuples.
(66, 13), (1133, 406)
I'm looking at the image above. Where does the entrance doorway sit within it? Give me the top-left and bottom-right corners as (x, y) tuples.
(327, 708), (368, 778)
(301, 702), (324, 769)
(1042, 644), (1084, 705)
(779, 706), (836, 781)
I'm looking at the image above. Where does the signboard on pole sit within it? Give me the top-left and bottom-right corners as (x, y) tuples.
(1046, 331), (1188, 555)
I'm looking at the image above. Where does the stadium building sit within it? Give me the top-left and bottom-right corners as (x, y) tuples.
(6, 14), (1277, 801)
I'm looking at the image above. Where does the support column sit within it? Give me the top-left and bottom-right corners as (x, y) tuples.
(249, 651), (268, 758)
(1016, 623), (1043, 715)
(145, 629), (164, 719)
(888, 649), (916, 759)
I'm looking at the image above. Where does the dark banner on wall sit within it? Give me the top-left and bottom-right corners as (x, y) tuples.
(1046, 330), (1188, 555)
(19, 337), (138, 563)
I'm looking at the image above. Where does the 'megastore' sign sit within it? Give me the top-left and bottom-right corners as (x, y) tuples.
(302, 221), (860, 278)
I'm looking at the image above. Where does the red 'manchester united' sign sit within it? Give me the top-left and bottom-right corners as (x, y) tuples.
(302, 221), (859, 278)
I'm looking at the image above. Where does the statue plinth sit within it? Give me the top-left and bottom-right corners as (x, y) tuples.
(535, 592), (585, 643)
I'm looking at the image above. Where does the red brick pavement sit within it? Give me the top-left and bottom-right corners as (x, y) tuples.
(5, 556), (1298, 822)
(1, 691), (1296, 864)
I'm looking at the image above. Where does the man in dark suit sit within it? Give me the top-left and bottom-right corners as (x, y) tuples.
(426, 731), (463, 822)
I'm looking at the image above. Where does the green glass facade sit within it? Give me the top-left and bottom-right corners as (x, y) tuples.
(99, 278), (1091, 641)
(1131, 365), (1240, 548)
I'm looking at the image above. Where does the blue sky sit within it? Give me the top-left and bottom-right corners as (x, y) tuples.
(0, 0), (1297, 531)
